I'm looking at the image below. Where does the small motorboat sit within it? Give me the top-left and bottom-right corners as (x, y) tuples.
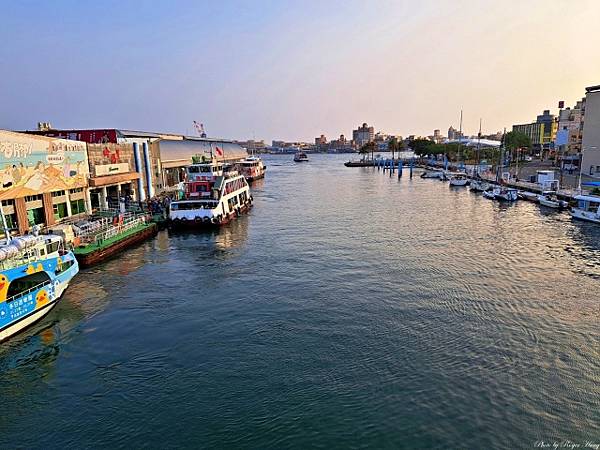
(571, 194), (600, 223)
(518, 190), (539, 202)
(294, 151), (309, 162)
(420, 168), (445, 179)
(482, 187), (496, 199)
(538, 191), (568, 209)
(470, 179), (488, 192)
(495, 187), (518, 202)
(448, 173), (469, 187)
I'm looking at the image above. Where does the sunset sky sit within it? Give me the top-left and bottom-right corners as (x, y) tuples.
(2, 0), (600, 141)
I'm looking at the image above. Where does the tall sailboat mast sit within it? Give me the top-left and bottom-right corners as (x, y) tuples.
(458, 109), (463, 168)
(476, 118), (482, 176)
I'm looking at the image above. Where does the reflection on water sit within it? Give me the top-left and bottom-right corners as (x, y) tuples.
(0, 154), (599, 449)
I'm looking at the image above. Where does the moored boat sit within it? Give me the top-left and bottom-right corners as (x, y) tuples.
(470, 179), (489, 192)
(537, 191), (568, 209)
(570, 194), (600, 223)
(518, 190), (539, 202)
(236, 155), (266, 181)
(482, 187), (496, 199)
(0, 232), (79, 342)
(293, 151), (309, 162)
(448, 173), (469, 187)
(72, 216), (157, 268)
(420, 168), (445, 179)
(494, 187), (518, 202)
(169, 159), (252, 229)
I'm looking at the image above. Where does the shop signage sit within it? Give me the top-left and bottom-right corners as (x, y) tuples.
(95, 163), (130, 177)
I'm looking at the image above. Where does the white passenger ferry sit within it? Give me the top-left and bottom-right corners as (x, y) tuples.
(236, 156), (266, 182)
(169, 159), (252, 228)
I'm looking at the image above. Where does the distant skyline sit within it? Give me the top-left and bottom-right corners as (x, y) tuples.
(1, 0), (600, 142)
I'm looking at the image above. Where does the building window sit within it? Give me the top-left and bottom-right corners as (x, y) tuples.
(51, 190), (66, 197)
(53, 203), (69, 220)
(1, 200), (14, 207)
(4, 213), (16, 230)
(70, 199), (86, 215)
(27, 207), (45, 226)
(69, 188), (83, 194)
(25, 195), (43, 202)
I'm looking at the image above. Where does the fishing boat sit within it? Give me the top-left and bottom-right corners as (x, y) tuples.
(470, 179), (489, 192)
(293, 151), (309, 162)
(494, 187), (518, 202)
(570, 194), (600, 223)
(538, 191), (568, 209)
(169, 158), (252, 228)
(236, 155), (266, 182)
(448, 173), (469, 186)
(0, 230), (79, 342)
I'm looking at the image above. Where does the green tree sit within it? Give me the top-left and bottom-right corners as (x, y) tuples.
(410, 138), (435, 156)
(504, 131), (531, 152)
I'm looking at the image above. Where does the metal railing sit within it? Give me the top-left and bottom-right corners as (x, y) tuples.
(92, 216), (148, 245)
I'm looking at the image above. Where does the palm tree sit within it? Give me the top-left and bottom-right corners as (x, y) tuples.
(388, 137), (398, 161)
(358, 144), (370, 161)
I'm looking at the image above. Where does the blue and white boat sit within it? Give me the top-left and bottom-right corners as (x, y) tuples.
(0, 231), (79, 342)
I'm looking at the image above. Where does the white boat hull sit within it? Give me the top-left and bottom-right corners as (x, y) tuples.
(570, 208), (600, 223)
(449, 179), (469, 186)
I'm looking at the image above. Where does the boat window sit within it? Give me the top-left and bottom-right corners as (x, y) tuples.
(55, 259), (74, 275)
(188, 166), (200, 173)
(46, 242), (60, 254)
(6, 271), (52, 302)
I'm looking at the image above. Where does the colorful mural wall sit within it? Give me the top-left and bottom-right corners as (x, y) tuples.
(0, 130), (89, 201)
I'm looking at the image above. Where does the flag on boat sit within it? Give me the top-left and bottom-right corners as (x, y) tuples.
(215, 146), (224, 157)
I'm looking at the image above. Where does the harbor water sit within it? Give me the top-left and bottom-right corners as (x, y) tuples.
(1, 154), (598, 449)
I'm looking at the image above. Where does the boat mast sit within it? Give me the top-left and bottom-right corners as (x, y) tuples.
(458, 109), (463, 170)
(497, 128), (506, 183)
(476, 118), (482, 176)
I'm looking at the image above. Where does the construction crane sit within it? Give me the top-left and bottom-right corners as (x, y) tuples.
(193, 121), (207, 138)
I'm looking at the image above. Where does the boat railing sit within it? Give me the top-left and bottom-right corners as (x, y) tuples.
(5, 279), (53, 304)
(91, 216), (148, 245)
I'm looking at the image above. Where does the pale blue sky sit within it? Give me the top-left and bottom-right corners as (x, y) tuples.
(1, 0), (599, 141)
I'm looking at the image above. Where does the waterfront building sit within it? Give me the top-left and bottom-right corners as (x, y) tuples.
(352, 123), (374, 148)
(581, 84), (600, 177)
(315, 135), (327, 146)
(235, 139), (267, 153)
(0, 130), (90, 234)
(433, 129), (442, 143)
(27, 128), (246, 202)
(513, 109), (557, 155)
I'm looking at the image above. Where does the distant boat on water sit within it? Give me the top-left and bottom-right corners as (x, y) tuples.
(294, 151), (309, 162)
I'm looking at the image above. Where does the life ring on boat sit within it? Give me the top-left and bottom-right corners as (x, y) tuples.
(211, 217), (218, 224)
(217, 214), (223, 223)
(181, 217), (188, 222)
(173, 218), (180, 224)
(194, 217), (202, 223)
(203, 217), (211, 223)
